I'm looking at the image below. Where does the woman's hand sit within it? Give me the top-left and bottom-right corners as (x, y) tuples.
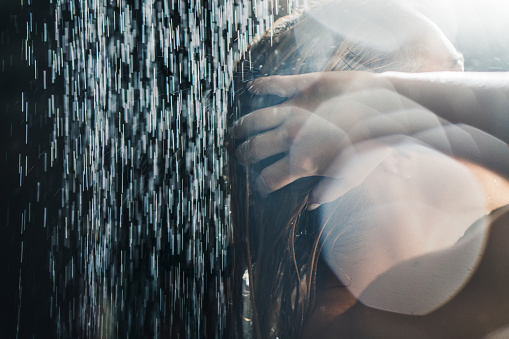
(239, 72), (509, 208)
(249, 71), (509, 146)
(247, 72), (388, 112)
(232, 104), (348, 197)
(232, 86), (452, 208)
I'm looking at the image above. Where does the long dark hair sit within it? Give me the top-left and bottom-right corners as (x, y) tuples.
(227, 1), (428, 338)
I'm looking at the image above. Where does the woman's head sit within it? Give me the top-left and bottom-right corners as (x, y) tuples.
(227, 1), (463, 338)
(230, 0), (463, 132)
(235, 1), (461, 81)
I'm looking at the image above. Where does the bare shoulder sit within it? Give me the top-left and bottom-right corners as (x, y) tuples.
(302, 205), (509, 338)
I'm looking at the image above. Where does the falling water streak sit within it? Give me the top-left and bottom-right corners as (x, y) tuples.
(21, 0), (305, 337)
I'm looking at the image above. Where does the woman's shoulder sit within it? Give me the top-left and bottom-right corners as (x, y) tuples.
(489, 204), (509, 221)
(302, 205), (509, 338)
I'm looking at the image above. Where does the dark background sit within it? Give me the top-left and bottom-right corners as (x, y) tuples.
(1, 0), (57, 338)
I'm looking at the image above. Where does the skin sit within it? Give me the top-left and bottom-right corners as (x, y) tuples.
(320, 144), (490, 303)
(237, 76), (509, 337)
(302, 203), (509, 339)
(236, 73), (509, 339)
(232, 5), (470, 204)
(231, 1), (509, 337)
(243, 73), (509, 336)
(237, 71), (509, 208)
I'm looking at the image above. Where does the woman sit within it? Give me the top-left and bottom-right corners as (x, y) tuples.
(227, 1), (509, 338)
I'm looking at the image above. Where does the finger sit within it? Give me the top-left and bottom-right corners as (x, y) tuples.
(248, 73), (324, 97)
(315, 98), (380, 130)
(315, 140), (394, 202)
(311, 145), (415, 209)
(413, 123), (483, 159)
(255, 157), (303, 196)
(337, 87), (410, 115)
(308, 178), (351, 210)
(386, 108), (445, 136)
(348, 111), (408, 144)
(231, 105), (295, 139)
(236, 128), (289, 165)
(347, 107), (445, 145)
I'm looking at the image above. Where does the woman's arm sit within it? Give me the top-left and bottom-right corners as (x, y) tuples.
(382, 71), (509, 145)
(248, 71), (509, 145)
(246, 71), (509, 185)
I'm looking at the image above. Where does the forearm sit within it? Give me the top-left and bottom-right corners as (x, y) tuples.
(381, 71), (509, 145)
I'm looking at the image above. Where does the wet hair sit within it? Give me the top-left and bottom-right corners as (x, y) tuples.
(227, 1), (432, 338)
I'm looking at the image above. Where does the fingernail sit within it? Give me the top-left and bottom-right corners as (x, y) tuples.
(307, 203), (321, 211)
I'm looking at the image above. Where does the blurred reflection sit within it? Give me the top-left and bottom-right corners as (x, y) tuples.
(319, 137), (488, 315)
